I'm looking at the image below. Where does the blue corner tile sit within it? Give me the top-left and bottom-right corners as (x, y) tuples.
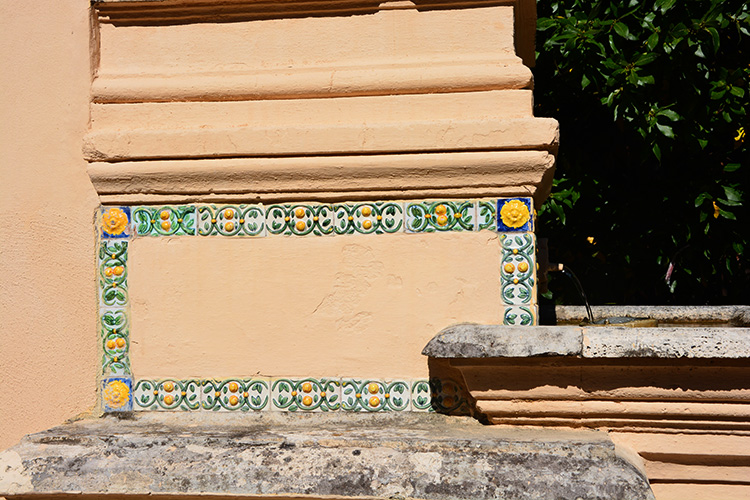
(496, 198), (534, 232)
(102, 376), (133, 412)
(100, 206), (131, 239)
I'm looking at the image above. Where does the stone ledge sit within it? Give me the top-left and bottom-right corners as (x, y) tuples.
(0, 412), (653, 499)
(423, 323), (750, 359)
(552, 305), (750, 326)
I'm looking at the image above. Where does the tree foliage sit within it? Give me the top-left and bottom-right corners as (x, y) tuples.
(534, 0), (750, 304)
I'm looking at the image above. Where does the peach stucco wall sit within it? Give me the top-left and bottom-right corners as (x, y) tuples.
(0, 0), (99, 450)
(129, 232), (502, 379)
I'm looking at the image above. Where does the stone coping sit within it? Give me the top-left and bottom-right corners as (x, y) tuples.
(423, 323), (750, 359)
(0, 412), (653, 499)
(550, 305), (750, 326)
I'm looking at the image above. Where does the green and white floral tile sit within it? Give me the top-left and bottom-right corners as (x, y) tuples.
(133, 379), (201, 411)
(475, 200), (497, 231)
(201, 378), (271, 411)
(98, 240), (129, 308)
(430, 377), (471, 415)
(197, 204), (266, 237)
(340, 379), (412, 412)
(499, 233), (536, 306)
(270, 378), (341, 412)
(404, 201), (475, 233)
(132, 206), (197, 236)
(502, 305), (538, 326)
(332, 202), (404, 235)
(410, 380), (433, 412)
(264, 204), (336, 236)
(99, 308), (130, 376)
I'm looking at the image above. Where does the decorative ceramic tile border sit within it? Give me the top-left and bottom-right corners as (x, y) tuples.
(96, 198), (536, 412)
(126, 200), (504, 237)
(131, 377), (470, 414)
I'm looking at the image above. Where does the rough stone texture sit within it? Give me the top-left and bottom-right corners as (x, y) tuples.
(582, 327), (750, 358)
(553, 305), (750, 326)
(424, 323), (750, 359)
(423, 324), (581, 358)
(0, 412), (653, 500)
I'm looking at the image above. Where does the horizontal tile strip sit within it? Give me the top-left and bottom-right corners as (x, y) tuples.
(131, 377), (470, 414)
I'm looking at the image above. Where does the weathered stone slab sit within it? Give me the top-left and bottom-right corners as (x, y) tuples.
(422, 324), (582, 358)
(554, 305), (750, 326)
(423, 323), (750, 359)
(0, 412), (653, 500)
(582, 327), (750, 358)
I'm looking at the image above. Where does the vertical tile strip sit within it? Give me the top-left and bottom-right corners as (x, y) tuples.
(99, 207), (133, 412)
(497, 198), (538, 326)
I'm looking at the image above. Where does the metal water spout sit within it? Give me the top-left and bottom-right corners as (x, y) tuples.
(537, 238), (593, 323)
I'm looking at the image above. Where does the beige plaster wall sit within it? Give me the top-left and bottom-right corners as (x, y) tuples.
(0, 0), (99, 450)
(129, 232), (502, 379)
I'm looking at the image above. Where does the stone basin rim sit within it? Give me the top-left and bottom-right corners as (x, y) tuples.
(422, 322), (750, 359)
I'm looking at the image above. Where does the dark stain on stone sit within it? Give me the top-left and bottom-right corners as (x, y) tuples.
(352, 449), (361, 456)
(279, 442), (296, 450)
(37, 436), (82, 445)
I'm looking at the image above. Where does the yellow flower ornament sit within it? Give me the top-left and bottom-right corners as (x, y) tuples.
(102, 208), (129, 236)
(499, 199), (531, 229)
(103, 380), (130, 409)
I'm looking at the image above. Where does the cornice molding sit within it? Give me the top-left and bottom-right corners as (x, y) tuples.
(87, 150), (556, 204)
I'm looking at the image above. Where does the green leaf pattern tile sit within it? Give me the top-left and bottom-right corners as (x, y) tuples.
(100, 308), (130, 375)
(503, 305), (538, 326)
(201, 379), (271, 411)
(271, 378), (341, 412)
(405, 201), (475, 233)
(98, 241), (128, 307)
(198, 205), (266, 236)
(133, 379), (201, 411)
(333, 202), (404, 235)
(476, 200), (497, 231)
(500, 233), (536, 306)
(265, 204), (336, 236)
(132, 206), (196, 236)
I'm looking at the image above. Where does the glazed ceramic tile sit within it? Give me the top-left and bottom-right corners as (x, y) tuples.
(496, 197), (534, 232)
(132, 206), (196, 236)
(430, 377), (470, 415)
(100, 206), (131, 239)
(476, 200), (497, 231)
(270, 378), (341, 412)
(382, 380), (411, 411)
(102, 377), (133, 412)
(100, 307), (130, 376)
(202, 378), (271, 411)
(502, 305), (538, 326)
(333, 202), (404, 235)
(404, 201), (475, 233)
(340, 379), (411, 412)
(133, 379), (201, 411)
(197, 205), (266, 237)
(265, 204), (337, 236)
(410, 380), (433, 412)
(500, 233), (536, 306)
(98, 240), (128, 308)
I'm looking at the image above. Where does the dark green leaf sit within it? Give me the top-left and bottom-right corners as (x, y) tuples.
(613, 22), (634, 40)
(635, 53), (658, 66)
